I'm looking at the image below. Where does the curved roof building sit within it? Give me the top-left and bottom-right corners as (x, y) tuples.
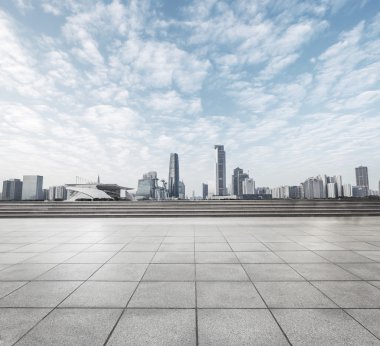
(65, 183), (133, 201)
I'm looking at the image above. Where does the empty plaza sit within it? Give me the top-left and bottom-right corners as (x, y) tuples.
(0, 217), (380, 345)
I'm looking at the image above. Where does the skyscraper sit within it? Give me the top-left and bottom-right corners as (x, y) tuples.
(2, 179), (23, 201)
(214, 145), (226, 196)
(168, 153), (179, 198)
(355, 166), (369, 187)
(21, 175), (43, 200)
(231, 167), (249, 196)
(242, 178), (255, 195)
(303, 177), (324, 199)
(202, 183), (208, 200)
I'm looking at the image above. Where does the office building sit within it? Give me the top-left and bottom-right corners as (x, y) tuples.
(352, 186), (368, 198)
(168, 153), (179, 198)
(136, 172), (168, 200)
(335, 175), (343, 197)
(48, 186), (56, 201)
(202, 183), (208, 200)
(231, 167), (249, 196)
(327, 183), (337, 198)
(289, 185), (303, 199)
(303, 176), (324, 199)
(256, 187), (271, 195)
(343, 184), (352, 197)
(55, 186), (67, 200)
(214, 145), (226, 196)
(178, 181), (186, 199)
(22, 175), (44, 200)
(242, 178), (255, 195)
(355, 166), (369, 188)
(2, 179), (23, 201)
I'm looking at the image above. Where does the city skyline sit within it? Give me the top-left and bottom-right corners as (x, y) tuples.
(1, 1), (380, 195)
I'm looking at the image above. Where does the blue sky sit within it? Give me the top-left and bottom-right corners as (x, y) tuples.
(1, 0), (380, 195)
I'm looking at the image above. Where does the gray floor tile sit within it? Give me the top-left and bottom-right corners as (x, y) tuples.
(198, 309), (289, 345)
(229, 243), (269, 251)
(109, 251), (155, 263)
(85, 244), (125, 252)
(195, 252), (238, 263)
(195, 243), (231, 252)
(65, 251), (115, 263)
(152, 252), (194, 263)
(0, 253), (38, 264)
(313, 281), (380, 308)
(0, 281), (81, 307)
(235, 251), (284, 263)
(370, 281), (380, 288)
(197, 281), (265, 308)
(60, 281), (137, 307)
(290, 263), (360, 280)
(0, 263), (56, 280)
(107, 309), (196, 346)
(0, 281), (26, 299)
(275, 251), (328, 263)
(123, 243), (160, 251)
(37, 263), (101, 280)
(158, 243), (194, 252)
(315, 250), (373, 263)
(273, 309), (380, 346)
(89, 263), (147, 281)
(255, 282), (337, 308)
(0, 308), (51, 346)
(23, 252), (77, 263)
(48, 244), (91, 252)
(340, 263), (380, 280)
(196, 264), (249, 281)
(16, 308), (121, 346)
(143, 264), (195, 281)
(345, 309), (380, 339)
(264, 242), (307, 251)
(356, 251), (380, 261)
(128, 282), (195, 308)
(244, 264), (304, 281)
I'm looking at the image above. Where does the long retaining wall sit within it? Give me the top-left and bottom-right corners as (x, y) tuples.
(0, 200), (380, 217)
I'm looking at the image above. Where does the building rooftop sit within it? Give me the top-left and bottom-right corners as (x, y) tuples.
(0, 217), (379, 345)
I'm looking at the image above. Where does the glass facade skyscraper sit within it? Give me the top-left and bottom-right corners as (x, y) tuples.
(168, 153), (179, 198)
(214, 145), (226, 196)
(2, 179), (23, 200)
(355, 166), (369, 187)
(21, 175), (44, 200)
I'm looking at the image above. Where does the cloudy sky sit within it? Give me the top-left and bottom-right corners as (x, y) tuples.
(1, 0), (380, 195)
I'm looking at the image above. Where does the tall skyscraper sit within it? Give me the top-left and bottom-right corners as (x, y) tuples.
(178, 181), (186, 199)
(2, 179), (23, 201)
(168, 153), (179, 198)
(21, 175), (43, 200)
(242, 177), (255, 195)
(355, 166), (369, 187)
(214, 145), (226, 196)
(303, 177), (324, 199)
(231, 167), (249, 196)
(202, 183), (208, 200)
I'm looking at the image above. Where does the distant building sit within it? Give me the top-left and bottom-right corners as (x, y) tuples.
(22, 175), (44, 200)
(289, 186), (303, 199)
(352, 186), (369, 198)
(231, 167), (249, 196)
(48, 186), (56, 201)
(255, 187), (271, 195)
(168, 153), (179, 198)
(2, 179), (23, 201)
(242, 178), (255, 195)
(136, 172), (158, 200)
(327, 183), (337, 199)
(355, 166), (369, 188)
(178, 181), (186, 199)
(272, 186), (290, 199)
(214, 145), (226, 196)
(66, 183), (133, 201)
(43, 189), (49, 200)
(303, 177), (324, 199)
(202, 183), (208, 200)
(335, 175), (343, 197)
(343, 184), (352, 197)
(55, 186), (67, 200)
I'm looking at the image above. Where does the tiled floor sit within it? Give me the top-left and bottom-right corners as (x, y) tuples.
(0, 217), (379, 345)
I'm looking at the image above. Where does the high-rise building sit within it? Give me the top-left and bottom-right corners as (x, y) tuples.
(289, 186), (302, 199)
(303, 177), (324, 199)
(214, 145), (226, 196)
(335, 175), (343, 197)
(242, 178), (255, 195)
(21, 175), (43, 200)
(343, 184), (352, 197)
(355, 166), (369, 188)
(231, 167), (249, 196)
(178, 181), (186, 199)
(2, 179), (23, 201)
(43, 189), (49, 200)
(55, 186), (67, 200)
(168, 153), (179, 198)
(327, 183), (337, 198)
(352, 186), (368, 198)
(48, 186), (56, 201)
(202, 183), (208, 200)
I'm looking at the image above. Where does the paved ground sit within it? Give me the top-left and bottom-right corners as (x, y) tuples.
(0, 217), (380, 345)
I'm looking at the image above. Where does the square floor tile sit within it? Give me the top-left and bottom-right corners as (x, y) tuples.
(264, 242), (307, 251)
(313, 281), (380, 308)
(107, 309), (196, 346)
(275, 251), (328, 263)
(123, 243), (160, 251)
(315, 251), (372, 263)
(0, 281), (26, 298)
(143, 264), (195, 281)
(89, 264), (147, 281)
(195, 243), (231, 252)
(255, 282), (337, 308)
(60, 281), (137, 308)
(0, 263), (56, 280)
(37, 263), (101, 280)
(198, 309), (289, 345)
(273, 309), (379, 346)
(158, 243), (194, 252)
(152, 252), (194, 263)
(24, 252), (77, 264)
(65, 252), (115, 263)
(244, 264), (304, 281)
(196, 264), (249, 281)
(128, 282), (195, 308)
(0, 308), (51, 345)
(290, 263), (360, 280)
(16, 308), (121, 346)
(0, 253), (39, 264)
(197, 282), (265, 308)
(229, 243), (269, 251)
(355, 251), (380, 261)
(109, 252), (155, 263)
(0, 281), (81, 307)
(195, 252), (238, 263)
(340, 263), (380, 280)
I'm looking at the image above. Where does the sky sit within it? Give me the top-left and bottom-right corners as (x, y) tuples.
(1, 0), (380, 195)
